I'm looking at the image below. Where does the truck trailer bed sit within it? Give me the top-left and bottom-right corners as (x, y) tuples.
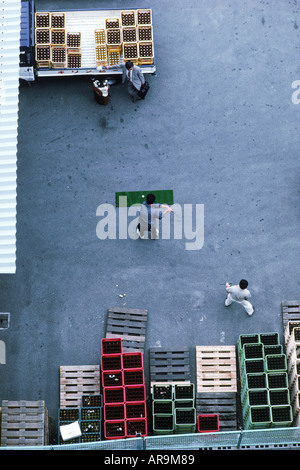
(33, 8), (156, 78)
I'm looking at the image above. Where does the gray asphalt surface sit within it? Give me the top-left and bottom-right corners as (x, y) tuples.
(0, 0), (299, 444)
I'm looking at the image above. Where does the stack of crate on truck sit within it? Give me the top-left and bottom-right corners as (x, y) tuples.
(19, 0), (156, 82)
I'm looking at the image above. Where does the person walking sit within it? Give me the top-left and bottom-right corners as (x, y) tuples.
(136, 193), (172, 239)
(225, 279), (255, 316)
(103, 61), (145, 102)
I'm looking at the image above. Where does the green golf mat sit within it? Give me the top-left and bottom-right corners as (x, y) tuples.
(115, 190), (174, 207)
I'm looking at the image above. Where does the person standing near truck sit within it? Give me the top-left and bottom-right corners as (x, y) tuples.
(104, 61), (145, 102)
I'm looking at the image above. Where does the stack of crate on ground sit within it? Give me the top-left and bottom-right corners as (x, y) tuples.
(58, 395), (103, 444)
(196, 346), (237, 432)
(284, 319), (300, 427)
(101, 337), (147, 439)
(238, 332), (293, 429)
(0, 400), (49, 447)
(59, 364), (102, 444)
(152, 383), (196, 434)
(149, 347), (196, 434)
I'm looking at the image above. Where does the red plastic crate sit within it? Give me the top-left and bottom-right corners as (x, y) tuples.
(125, 385), (146, 402)
(123, 368), (144, 386)
(103, 386), (125, 404)
(104, 403), (125, 421)
(104, 420), (126, 440)
(102, 370), (123, 387)
(197, 414), (219, 433)
(101, 338), (123, 355)
(125, 401), (147, 419)
(101, 353), (122, 371)
(126, 418), (147, 438)
(122, 352), (143, 369)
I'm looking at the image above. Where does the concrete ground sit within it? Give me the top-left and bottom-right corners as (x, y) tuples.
(0, 0), (299, 445)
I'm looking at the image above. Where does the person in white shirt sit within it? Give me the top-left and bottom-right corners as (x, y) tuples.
(225, 279), (255, 316)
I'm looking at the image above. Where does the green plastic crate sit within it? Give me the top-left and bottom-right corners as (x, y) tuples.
(240, 343), (264, 366)
(265, 354), (287, 373)
(243, 406), (272, 429)
(267, 372), (288, 389)
(153, 414), (174, 435)
(174, 383), (195, 400)
(269, 388), (290, 406)
(152, 400), (174, 415)
(238, 334), (260, 355)
(174, 407), (196, 433)
(242, 389), (269, 412)
(270, 405), (293, 427)
(259, 332), (279, 346)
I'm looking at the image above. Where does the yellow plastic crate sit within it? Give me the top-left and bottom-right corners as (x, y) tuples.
(108, 51), (120, 66)
(95, 45), (108, 66)
(106, 28), (122, 46)
(51, 12), (65, 29)
(137, 9), (152, 25)
(138, 41), (154, 65)
(35, 12), (50, 28)
(122, 27), (137, 43)
(123, 43), (139, 64)
(35, 45), (51, 62)
(51, 46), (66, 67)
(67, 52), (82, 69)
(35, 28), (50, 45)
(137, 25), (152, 42)
(67, 32), (81, 48)
(105, 18), (120, 29)
(94, 29), (106, 45)
(121, 10), (136, 27)
(51, 29), (66, 45)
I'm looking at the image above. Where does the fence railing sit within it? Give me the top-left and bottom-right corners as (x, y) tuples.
(1, 427), (300, 450)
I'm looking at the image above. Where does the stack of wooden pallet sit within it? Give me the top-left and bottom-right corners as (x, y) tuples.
(105, 306), (148, 354)
(196, 345), (238, 431)
(149, 346), (194, 434)
(0, 400), (49, 446)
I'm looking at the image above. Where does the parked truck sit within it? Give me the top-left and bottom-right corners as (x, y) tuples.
(19, 0), (156, 82)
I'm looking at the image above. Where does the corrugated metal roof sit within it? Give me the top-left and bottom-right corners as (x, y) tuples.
(0, 0), (21, 273)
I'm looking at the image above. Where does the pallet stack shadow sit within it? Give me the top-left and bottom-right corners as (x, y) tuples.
(149, 347), (196, 434)
(35, 11), (81, 69)
(196, 346), (237, 432)
(238, 332), (293, 429)
(0, 400), (49, 447)
(95, 9), (154, 67)
(101, 337), (147, 439)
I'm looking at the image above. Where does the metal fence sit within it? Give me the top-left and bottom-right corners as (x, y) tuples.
(1, 427), (300, 450)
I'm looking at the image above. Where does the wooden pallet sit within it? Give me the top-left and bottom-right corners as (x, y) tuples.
(149, 347), (191, 386)
(196, 346), (237, 393)
(60, 365), (100, 408)
(196, 392), (238, 431)
(106, 307), (148, 353)
(1, 400), (49, 446)
(282, 301), (300, 332)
